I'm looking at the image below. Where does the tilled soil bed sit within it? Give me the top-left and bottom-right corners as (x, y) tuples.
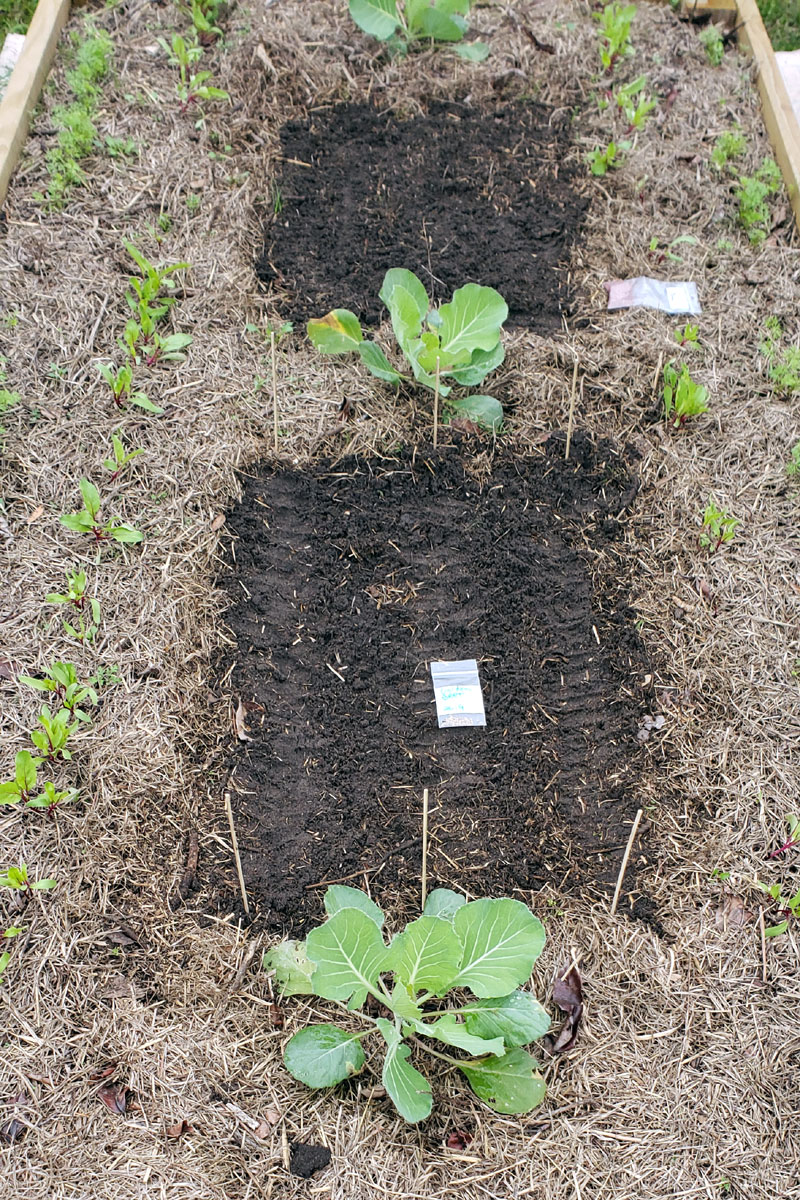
(219, 434), (653, 933)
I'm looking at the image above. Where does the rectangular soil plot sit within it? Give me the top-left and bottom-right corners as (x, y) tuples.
(258, 100), (589, 332)
(220, 438), (650, 934)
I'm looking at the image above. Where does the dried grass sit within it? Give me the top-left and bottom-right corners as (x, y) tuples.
(1, 0), (799, 1197)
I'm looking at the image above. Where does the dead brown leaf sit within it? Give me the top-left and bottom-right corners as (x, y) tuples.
(234, 698), (253, 742)
(0, 1093), (27, 1145)
(89, 1062), (118, 1082)
(100, 974), (142, 1000)
(0, 658), (17, 681)
(548, 963), (584, 1054)
(26, 505), (44, 524)
(449, 417), (482, 435)
(166, 1118), (194, 1139)
(716, 895), (754, 930)
(211, 513), (225, 532)
(98, 1082), (129, 1114)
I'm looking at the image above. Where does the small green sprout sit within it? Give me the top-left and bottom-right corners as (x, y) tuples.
(735, 159), (782, 245)
(663, 363), (709, 427)
(614, 76), (656, 129)
(96, 362), (162, 413)
(648, 233), (698, 263)
(18, 661), (98, 722)
(786, 442), (800, 478)
(699, 23), (724, 66)
(0, 752), (39, 806)
(31, 706), (81, 762)
(594, 2), (636, 72)
(0, 926), (25, 985)
(755, 878), (800, 937)
(157, 33), (230, 109)
(759, 318), (800, 394)
(46, 568), (101, 642)
(711, 129), (746, 171)
(103, 432), (144, 480)
(674, 323), (699, 347)
(0, 864), (56, 892)
(60, 478), (143, 545)
(700, 499), (739, 551)
(26, 782), (81, 816)
(587, 139), (630, 176)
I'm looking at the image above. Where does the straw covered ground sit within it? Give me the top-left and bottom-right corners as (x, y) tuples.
(1, 0), (799, 1196)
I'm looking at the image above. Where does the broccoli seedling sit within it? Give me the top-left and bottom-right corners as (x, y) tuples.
(348, 0), (488, 60)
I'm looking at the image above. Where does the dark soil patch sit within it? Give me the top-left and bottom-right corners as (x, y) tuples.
(258, 100), (589, 332)
(217, 435), (655, 935)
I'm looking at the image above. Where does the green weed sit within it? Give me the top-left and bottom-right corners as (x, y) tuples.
(711, 129), (746, 171)
(735, 159), (782, 245)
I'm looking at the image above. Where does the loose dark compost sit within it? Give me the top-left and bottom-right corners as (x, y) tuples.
(219, 436), (654, 934)
(258, 100), (589, 331)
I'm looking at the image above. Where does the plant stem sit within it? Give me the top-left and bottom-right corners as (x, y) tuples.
(271, 330), (278, 453)
(421, 787), (429, 912)
(433, 357), (440, 449)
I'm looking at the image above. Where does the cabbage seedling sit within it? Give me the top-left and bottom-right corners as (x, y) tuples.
(662, 363), (708, 427)
(348, 0), (488, 60)
(60, 478), (143, 544)
(46, 569), (101, 643)
(308, 269), (507, 432)
(265, 886), (550, 1122)
(700, 499), (739, 551)
(0, 752), (39, 806)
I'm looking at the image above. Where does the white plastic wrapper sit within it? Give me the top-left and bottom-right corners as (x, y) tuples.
(430, 659), (486, 728)
(0, 34), (25, 103)
(605, 277), (701, 315)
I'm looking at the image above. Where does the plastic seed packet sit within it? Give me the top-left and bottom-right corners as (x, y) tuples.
(430, 659), (486, 728)
(605, 276), (701, 315)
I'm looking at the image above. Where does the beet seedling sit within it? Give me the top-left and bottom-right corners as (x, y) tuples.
(614, 76), (656, 130)
(103, 432), (144, 480)
(96, 362), (162, 414)
(594, 2), (636, 72)
(308, 268), (507, 431)
(46, 568), (101, 642)
(18, 662), (98, 722)
(587, 139), (630, 176)
(0, 864), (56, 893)
(0, 752), (39, 806)
(768, 814), (800, 860)
(755, 878), (800, 937)
(663, 363), (709, 427)
(157, 33), (230, 108)
(700, 499), (739, 551)
(266, 886), (549, 1122)
(0, 926), (24, 985)
(26, 782), (80, 816)
(674, 323), (699, 347)
(30, 706), (81, 762)
(60, 479), (143, 544)
(348, 1), (488, 60)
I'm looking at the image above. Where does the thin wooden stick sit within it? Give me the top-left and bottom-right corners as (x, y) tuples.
(651, 350), (664, 406)
(421, 788), (429, 911)
(564, 359), (579, 461)
(610, 808), (643, 916)
(271, 330), (279, 454)
(225, 790), (250, 915)
(759, 907), (768, 983)
(433, 358), (440, 449)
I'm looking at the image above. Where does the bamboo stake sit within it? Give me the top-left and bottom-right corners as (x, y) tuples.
(225, 790), (250, 915)
(433, 358), (440, 449)
(564, 359), (579, 461)
(610, 807), (643, 916)
(271, 330), (279, 454)
(421, 788), (429, 911)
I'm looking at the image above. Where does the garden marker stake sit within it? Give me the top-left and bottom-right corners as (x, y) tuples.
(433, 358), (440, 449)
(565, 360), (579, 461)
(421, 787), (429, 911)
(271, 330), (278, 453)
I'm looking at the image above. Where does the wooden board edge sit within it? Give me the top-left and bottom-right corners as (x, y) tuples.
(0, 0), (71, 207)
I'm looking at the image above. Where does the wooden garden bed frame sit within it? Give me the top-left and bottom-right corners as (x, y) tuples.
(0, 0), (799, 227)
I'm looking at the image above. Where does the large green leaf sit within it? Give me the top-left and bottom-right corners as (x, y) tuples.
(263, 939), (314, 996)
(445, 394), (503, 433)
(462, 990), (551, 1048)
(452, 899), (545, 997)
(324, 885), (385, 928)
(357, 341), (403, 384)
(377, 1019), (432, 1124)
(412, 8), (468, 40)
(306, 908), (390, 1002)
(423, 888), (466, 920)
(307, 309), (363, 355)
(379, 268), (429, 322)
(437, 284), (508, 364)
(459, 1048), (546, 1115)
(349, 0), (400, 40)
(284, 1024), (365, 1087)
(406, 338), (452, 396)
(15, 751), (38, 792)
(385, 915), (462, 994)
(454, 41), (489, 61)
(385, 285), (425, 355)
(427, 1014), (505, 1057)
(445, 341), (505, 386)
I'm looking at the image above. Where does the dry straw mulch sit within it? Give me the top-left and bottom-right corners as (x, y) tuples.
(1, 1), (798, 1197)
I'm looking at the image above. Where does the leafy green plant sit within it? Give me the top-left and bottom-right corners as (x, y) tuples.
(60, 478), (143, 544)
(103, 432), (144, 479)
(18, 661), (98, 722)
(648, 233), (698, 264)
(184, 0), (223, 38)
(594, 2), (636, 72)
(0, 752), (39, 805)
(587, 139), (630, 176)
(157, 33), (230, 108)
(0, 926), (24, 986)
(26, 781), (80, 816)
(711, 129), (746, 171)
(30, 706), (80, 762)
(757, 0), (800, 51)
(265, 886), (549, 1122)
(104, 134), (138, 159)
(614, 75), (656, 129)
(46, 568), (101, 642)
(755, 878), (800, 937)
(308, 269), (507, 432)
(662, 363), (709, 427)
(96, 362), (162, 413)
(121, 241), (192, 366)
(735, 159), (782, 245)
(674, 323), (699, 347)
(786, 442), (800, 478)
(700, 498), (739, 551)
(699, 23), (725, 66)
(348, 0), (488, 60)
(0, 864), (56, 892)
(759, 317), (800, 394)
